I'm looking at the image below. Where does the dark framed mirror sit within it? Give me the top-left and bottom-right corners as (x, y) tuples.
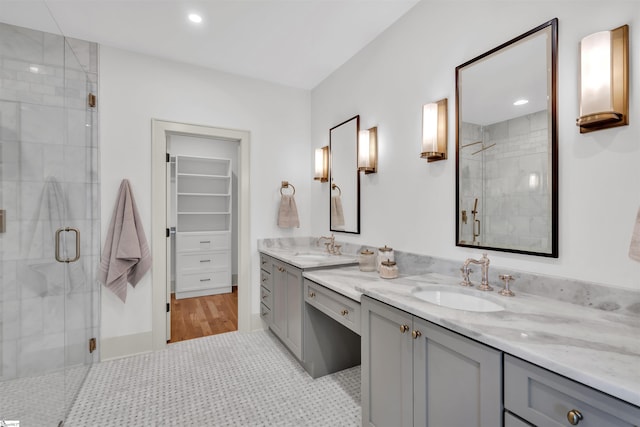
(329, 115), (360, 234)
(456, 18), (558, 257)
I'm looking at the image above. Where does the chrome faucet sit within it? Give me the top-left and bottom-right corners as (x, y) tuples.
(317, 234), (341, 255)
(462, 253), (493, 291)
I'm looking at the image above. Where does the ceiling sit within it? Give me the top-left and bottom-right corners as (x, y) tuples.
(0, 0), (420, 89)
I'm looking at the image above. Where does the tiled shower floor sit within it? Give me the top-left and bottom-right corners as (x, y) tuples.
(66, 330), (361, 426)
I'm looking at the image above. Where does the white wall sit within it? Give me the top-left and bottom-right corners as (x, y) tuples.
(310, 1), (640, 290)
(99, 47), (311, 345)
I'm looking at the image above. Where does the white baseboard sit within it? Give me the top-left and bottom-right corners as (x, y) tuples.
(100, 331), (153, 361)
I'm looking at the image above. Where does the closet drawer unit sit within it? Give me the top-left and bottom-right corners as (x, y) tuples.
(504, 354), (640, 427)
(304, 279), (361, 335)
(177, 251), (230, 272)
(260, 254), (272, 274)
(177, 233), (230, 252)
(260, 285), (273, 309)
(260, 302), (272, 325)
(260, 270), (272, 292)
(178, 269), (231, 292)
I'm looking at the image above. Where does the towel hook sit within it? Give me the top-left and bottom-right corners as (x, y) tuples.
(281, 180), (296, 196)
(331, 183), (342, 196)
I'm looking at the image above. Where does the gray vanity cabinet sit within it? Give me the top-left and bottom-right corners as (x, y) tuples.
(504, 355), (640, 427)
(362, 296), (502, 427)
(270, 258), (303, 360)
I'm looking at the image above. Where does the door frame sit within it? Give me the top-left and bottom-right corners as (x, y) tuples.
(151, 119), (251, 350)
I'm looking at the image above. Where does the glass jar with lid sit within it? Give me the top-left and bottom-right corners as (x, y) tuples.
(358, 248), (376, 272)
(377, 245), (394, 272)
(379, 259), (399, 279)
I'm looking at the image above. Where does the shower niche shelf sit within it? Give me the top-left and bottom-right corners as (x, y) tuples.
(174, 155), (232, 298)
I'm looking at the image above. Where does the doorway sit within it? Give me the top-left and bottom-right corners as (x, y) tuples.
(150, 120), (251, 351)
(167, 134), (239, 342)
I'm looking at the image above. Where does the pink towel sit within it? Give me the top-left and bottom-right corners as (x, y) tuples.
(97, 179), (151, 302)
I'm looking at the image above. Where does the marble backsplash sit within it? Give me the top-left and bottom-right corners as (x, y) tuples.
(258, 237), (640, 317)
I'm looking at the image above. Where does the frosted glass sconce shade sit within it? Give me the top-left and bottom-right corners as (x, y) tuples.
(358, 127), (377, 174)
(421, 98), (447, 162)
(577, 25), (628, 133)
(314, 146), (329, 182)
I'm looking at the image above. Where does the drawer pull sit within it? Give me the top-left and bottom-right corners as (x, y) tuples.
(567, 409), (583, 425)
(261, 260), (267, 265)
(200, 278), (211, 282)
(200, 259), (211, 263)
(341, 309), (349, 316)
(308, 292), (316, 298)
(200, 240), (211, 244)
(277, 267), (285, 272)
(400, 324), (410, 333)
(262, 293), (268, 299)
(261, 311), (268, 317)
(411, 330), (422, 339)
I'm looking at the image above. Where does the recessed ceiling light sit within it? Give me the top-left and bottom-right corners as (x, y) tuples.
(513, 99), (529, 106)
(188, 13), (202, 24)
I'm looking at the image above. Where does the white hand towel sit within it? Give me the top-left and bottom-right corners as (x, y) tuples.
(629, 206), (640, 262)
(331, 195), (345, 229)
(278, 194), (300, 228)
(98, 179), (152, 302)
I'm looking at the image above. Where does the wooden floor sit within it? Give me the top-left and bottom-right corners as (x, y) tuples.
(169, 286), (238, 343)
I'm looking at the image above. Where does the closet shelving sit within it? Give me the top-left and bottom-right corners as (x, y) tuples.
(175, 155), (232, 299)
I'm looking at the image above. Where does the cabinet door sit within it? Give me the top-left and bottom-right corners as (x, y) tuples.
(413, 318), (502, 427)
(362, 296), (414, 427)
(271, 261), (287, 339)
(285, 264), (303, 360)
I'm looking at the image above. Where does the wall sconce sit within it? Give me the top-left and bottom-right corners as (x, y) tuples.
(577, 24), (629, 133)
(421, 98), (447, 162)
(358, 126), (377, 174)
(314, 146), (329, 182)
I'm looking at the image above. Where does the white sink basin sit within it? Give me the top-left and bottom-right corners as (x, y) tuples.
(412, 289), (504, 312)
(293, 253), (331, 261)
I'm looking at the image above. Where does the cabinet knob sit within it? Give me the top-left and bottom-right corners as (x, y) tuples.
(262, 276), (267, 282)
(262, 293), (268, 299)
(400, 324), (410, 333)
(261, 311), (267, 317)
(261, 260), (267, 265)
(341, 309), (349, 316)
(567, 409), (583, 425)
(308, 292), (316, 298)
(277, 266), (285, 272)
(411, 330), (422, 339)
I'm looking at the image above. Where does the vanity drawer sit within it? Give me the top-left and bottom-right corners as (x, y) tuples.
(260, 253), (272, 274)
(260, 285), (272, 309)
(504, 412), (533, 427)
(177, 232), (230, 252)
(504, 355), (640, 427)
(260, 302), (272, 325)
(260, 270), (272, 292)
(304, 279), (361, 335)
(177, 251), (229, 272)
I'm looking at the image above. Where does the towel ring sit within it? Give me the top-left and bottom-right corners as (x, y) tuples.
(331, 183), (342, 196)
(281, 180), (295, 196)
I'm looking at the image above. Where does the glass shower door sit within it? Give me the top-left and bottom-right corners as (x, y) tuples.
(0, 23), (99, 426)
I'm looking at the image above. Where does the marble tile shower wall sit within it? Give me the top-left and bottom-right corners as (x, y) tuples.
(0, 22), (100, 380)
(459, 111), (549, 251)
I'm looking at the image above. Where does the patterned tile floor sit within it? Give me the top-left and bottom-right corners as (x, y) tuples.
(66, 330), (361, 426)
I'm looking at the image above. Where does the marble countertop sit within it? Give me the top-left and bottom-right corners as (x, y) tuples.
(303, 266), (640, 407)
(259, 247), (357, 270)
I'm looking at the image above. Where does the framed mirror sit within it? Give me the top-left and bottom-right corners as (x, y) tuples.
(329, 115), (360, 233)
(456, 18), (558, 257)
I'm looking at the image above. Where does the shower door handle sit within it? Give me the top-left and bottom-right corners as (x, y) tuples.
(55, 227), (81, 263)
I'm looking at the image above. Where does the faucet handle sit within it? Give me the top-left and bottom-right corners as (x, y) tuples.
(498, 274), (515, 297)
(460, 266), (473, 287)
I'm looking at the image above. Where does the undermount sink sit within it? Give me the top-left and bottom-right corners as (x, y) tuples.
(412, 289), (504, 312)
(293, 252), (331, 260)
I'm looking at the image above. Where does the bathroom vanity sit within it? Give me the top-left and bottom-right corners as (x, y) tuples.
(258, 242), (359, 376)
(259, 240), (640, 426)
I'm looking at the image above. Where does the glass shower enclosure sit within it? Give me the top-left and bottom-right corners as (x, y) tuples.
(0, 22), (100, 426)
